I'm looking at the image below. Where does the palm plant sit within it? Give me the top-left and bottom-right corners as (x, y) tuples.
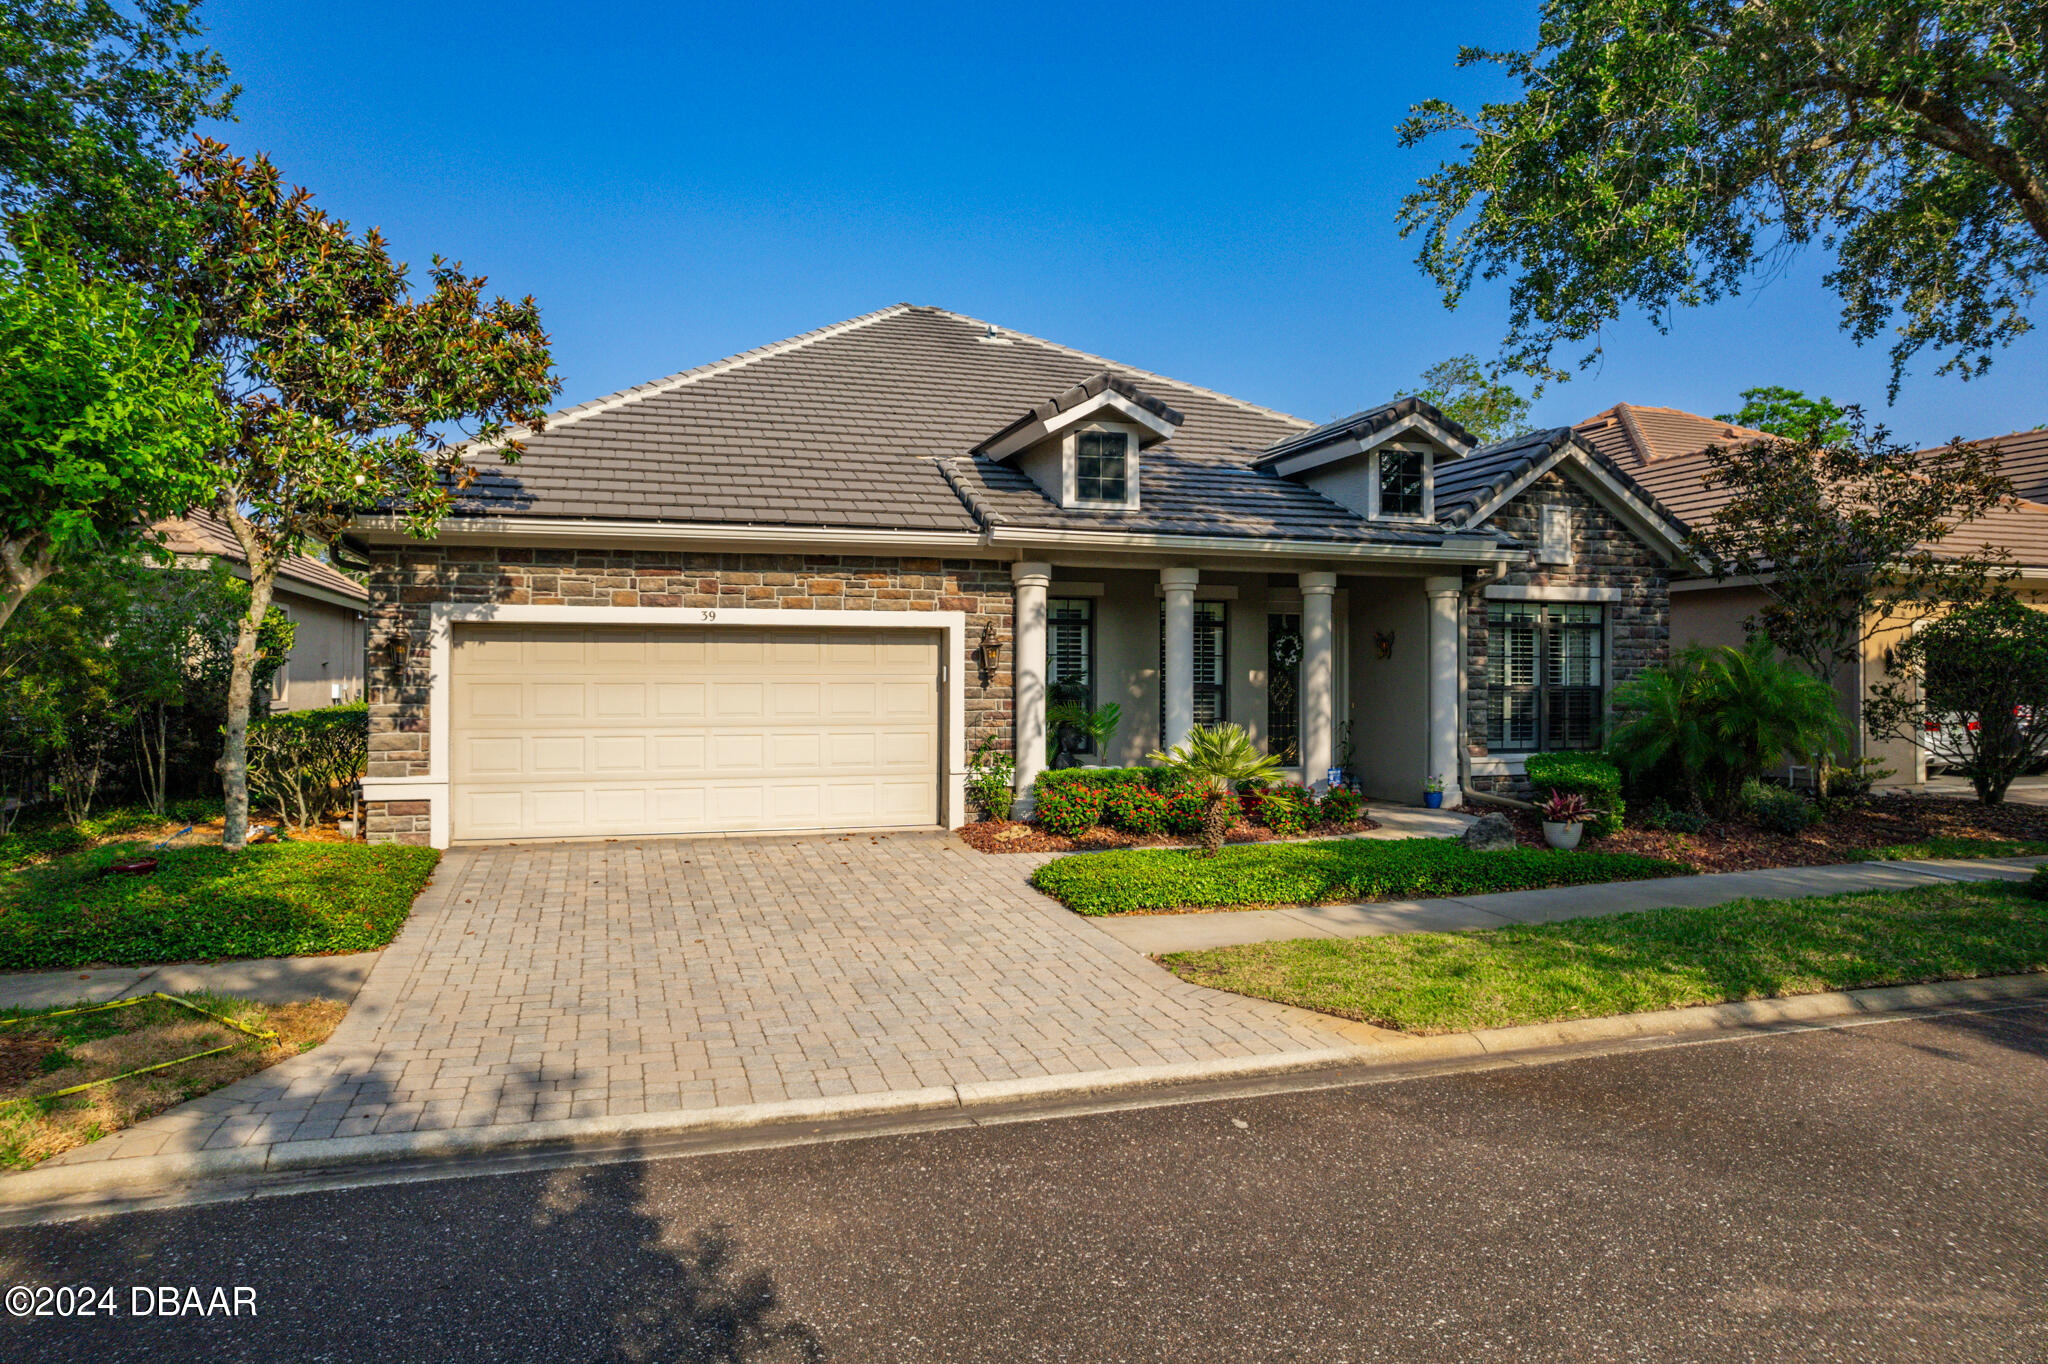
(1607, 640), (1847, 816)
(1150, 722), (1282, 854)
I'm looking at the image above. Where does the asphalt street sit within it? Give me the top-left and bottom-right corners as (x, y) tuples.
(4, 1003), (2045, 1363)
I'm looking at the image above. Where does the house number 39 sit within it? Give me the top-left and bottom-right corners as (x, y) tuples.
(700, 610), (717, 622)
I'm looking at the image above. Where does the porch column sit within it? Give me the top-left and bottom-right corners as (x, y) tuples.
(1424, 575), (1464, 809)
(1299, 572), (1337, 789)
(1160, 566), (1199, 752)
(1011, 561), (1052, 810)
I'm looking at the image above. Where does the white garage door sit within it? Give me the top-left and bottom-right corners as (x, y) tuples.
(450, 624), (941, 842)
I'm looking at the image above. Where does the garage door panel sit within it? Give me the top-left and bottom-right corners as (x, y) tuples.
(451, 624), (940, 842)
(533, 684), (585, 718)
(655, 683), (705, 718)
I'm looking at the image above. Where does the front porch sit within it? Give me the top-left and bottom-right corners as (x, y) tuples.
(1008, 561), (1467, 811)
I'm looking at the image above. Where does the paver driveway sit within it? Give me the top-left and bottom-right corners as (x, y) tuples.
(51, 832), (1349, 1166)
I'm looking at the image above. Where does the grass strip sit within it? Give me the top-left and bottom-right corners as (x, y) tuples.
(0, 841), (440, 970)
(0, 991), (343, 1168)
(1848, 837), (2048, 862)
(1161, 880), (2048, 1035)
(1030, 837), (1689, 916)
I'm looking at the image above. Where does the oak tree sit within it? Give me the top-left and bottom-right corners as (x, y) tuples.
(1400, 2), (2048, 394)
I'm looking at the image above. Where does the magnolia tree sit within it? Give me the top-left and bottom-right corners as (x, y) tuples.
(0, 229), (223, 630)
(1866, 594), (2048, 804)
(1688, 415), (2018, 682)
(175, 140), (557, 849)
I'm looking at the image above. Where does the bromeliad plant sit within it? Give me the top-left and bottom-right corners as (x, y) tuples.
(1537, 790), (1592, 825)
(1150, 723), (1282, 855)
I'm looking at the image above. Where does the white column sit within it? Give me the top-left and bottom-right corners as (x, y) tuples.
(1011, 561), (1052, 812)
(1160, 566), (1199, 753)
(1424, 574), (1464, 809)
(1299, 572), (1337, 790)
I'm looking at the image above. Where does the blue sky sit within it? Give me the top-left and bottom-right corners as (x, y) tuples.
(198, 1), (2045, 445)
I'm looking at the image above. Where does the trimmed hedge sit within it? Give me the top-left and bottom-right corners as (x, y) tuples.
(1525, 753), (1625, 836)
(1035, 783), (1107, 837)
(1035, 767), (1174, 796)
(1030, 836), (1689, 916)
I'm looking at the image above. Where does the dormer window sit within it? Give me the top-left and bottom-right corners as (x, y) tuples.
(972, 372), (1181, 515)
(1378, 448), (1428, 518)
(1075, 430), (1130, 504)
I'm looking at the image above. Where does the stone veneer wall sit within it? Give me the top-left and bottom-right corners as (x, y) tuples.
(1464, 470), (1673, 795)
(363, 546), (1015, 843)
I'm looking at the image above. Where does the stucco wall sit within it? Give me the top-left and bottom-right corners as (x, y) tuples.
(1347, 577), (1429, 803)
(362, 545), (1014, 843)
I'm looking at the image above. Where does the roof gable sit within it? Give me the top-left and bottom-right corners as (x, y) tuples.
(1438, 427), (1696, 566)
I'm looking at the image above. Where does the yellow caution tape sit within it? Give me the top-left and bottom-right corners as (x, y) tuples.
(2, 991), (276, 1041)
(4, 991), (281, 1098)
(43, 1044), (243, 1098)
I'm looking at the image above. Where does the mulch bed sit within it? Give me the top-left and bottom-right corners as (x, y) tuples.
(1496, 793), (2048, 873)
(957, 815), (1383, 855)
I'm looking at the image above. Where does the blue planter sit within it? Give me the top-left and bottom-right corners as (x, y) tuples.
(1423, 791), (1444, 808)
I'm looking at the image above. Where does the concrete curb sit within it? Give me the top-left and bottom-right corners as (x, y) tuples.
(4, 970), (2044, 1217)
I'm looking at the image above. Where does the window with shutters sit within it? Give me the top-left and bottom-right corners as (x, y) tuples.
(1048, 597), (1093, 712)
(1159, 601), (1228, 734)
(1485, 601), (1605, 752)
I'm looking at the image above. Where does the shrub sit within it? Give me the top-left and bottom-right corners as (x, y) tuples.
(1030, 837), (1690, 916)
(1246, 786), (1314, 837)
(1317, 787), (1364, 825)
(246, 703), (368, 831)
(966, 738), (1015, 822)
(1102, 784), (1167, 836)
(2028, 865), (2048, 902)
(1742, 779), (1818, 835)
(1524, 753), (1624, 837)
(1035, 767), (1166, 796)
(1034, 782), (1108, 838)
(1163, 786), (1230, 838)
(1640, 799), (1709, 835)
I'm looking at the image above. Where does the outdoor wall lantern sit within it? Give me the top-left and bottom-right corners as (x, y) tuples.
(978, 621), (1002, 687)
(387, 626), (413, 672)
(1374, 630), (1396, 660)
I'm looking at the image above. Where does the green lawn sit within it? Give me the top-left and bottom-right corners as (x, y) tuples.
(1030, 837), (1690, 916)
(0, 799), (223, 873)
(0, 841), (440, 970)
(1848, 837), (2048, 862)
(1162, 880), (2048, 1035)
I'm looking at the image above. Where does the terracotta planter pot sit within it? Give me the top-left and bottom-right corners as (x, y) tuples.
(1542, 821), (1583, 851)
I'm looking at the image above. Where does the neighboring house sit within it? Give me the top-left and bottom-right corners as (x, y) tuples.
(346, 305), (1694, 847)
(157, 511), (370, 712)
(1573, 404), (2048, 782)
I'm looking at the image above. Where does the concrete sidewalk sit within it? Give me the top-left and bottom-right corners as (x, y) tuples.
(1089, 855), (2048, 954)
(0, 953), (383, 1011)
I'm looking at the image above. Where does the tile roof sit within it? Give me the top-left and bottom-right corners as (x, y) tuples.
(1254, 395), (1479, 467)
(973, 371), (1183, 455)
(1571, 403), (2048, 567)
(451, 305), (1310, 534)
(157, 511), (368, 603)
(940, 451), (1471, 546)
